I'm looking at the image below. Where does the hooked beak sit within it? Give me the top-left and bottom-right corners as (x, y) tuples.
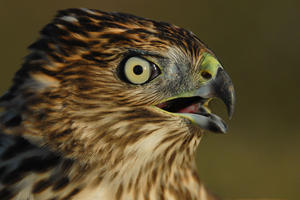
(155, 54), (235, 133)
(195, 67), (235, 119)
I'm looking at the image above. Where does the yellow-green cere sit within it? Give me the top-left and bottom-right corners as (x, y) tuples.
(199, 52), (223, 82)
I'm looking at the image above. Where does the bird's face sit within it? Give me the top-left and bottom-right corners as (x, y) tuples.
(102, 46), (235, 134)
(65, 13), (235, 135)
(0, 8), (235, 163)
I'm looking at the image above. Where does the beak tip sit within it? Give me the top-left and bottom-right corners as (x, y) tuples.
(224, 80), (236, 120)
(214, 67), (236, 120)
(228, 111), (234, 120)
(229, 87), (236, 119)
(227, 96), (235, 119)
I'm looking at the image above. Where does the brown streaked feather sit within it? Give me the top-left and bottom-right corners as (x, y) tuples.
(0, 8), (220, 200)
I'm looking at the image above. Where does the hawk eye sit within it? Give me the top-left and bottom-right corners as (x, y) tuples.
(122, 57), (161, 85)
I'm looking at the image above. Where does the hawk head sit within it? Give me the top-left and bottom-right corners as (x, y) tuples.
(0, 8), (235, 174)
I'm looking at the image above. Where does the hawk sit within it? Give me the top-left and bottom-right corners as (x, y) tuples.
(0, 8), (235, 200)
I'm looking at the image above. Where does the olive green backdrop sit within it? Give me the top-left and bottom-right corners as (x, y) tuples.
(0, 0), (299, 199)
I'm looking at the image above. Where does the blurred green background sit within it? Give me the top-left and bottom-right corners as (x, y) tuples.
(0, 0), (299, 199)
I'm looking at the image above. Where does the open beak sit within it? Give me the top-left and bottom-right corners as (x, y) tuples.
(155, 54), (235, 133)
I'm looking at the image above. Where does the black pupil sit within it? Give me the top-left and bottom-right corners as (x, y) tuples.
(133, 65), (143, 75)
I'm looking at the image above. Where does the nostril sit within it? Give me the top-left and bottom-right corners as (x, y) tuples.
(201, 71), (212, 80)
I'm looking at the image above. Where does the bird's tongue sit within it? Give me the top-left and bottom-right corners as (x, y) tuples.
(178, 103), (199, 113)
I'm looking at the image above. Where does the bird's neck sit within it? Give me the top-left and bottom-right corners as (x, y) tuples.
(79, 163), (203, 200)
(0, 103), (214, 199)
(0, 120), (216, 200)
(69, 134), (206, 200)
